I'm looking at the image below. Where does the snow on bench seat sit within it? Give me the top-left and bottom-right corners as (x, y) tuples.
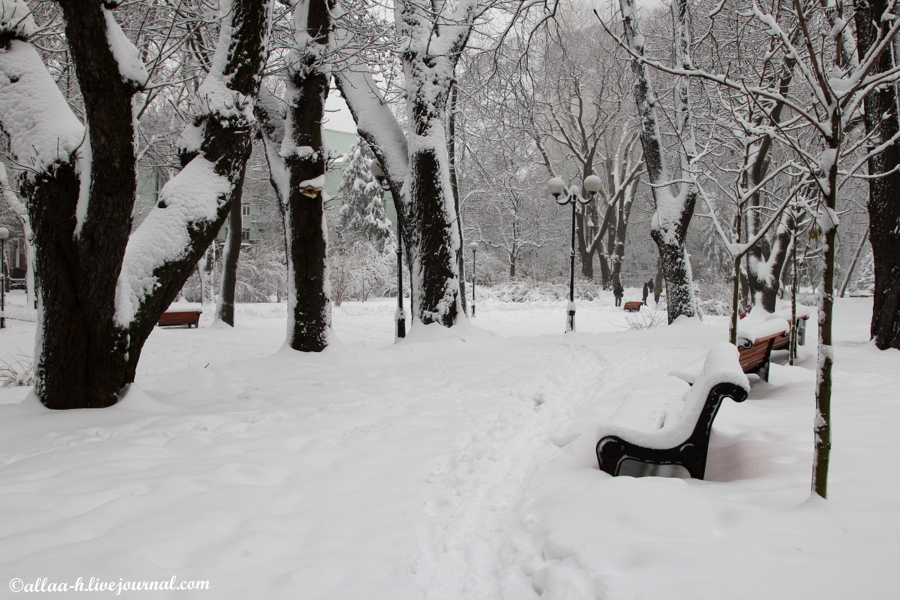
(596, 342), (750, 479)
(736, 318), (790, 348)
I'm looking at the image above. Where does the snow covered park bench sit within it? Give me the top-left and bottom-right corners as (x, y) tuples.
(736, 318), (790, 382)
(770, 312), (809, 351)
(623, 301), (642, 312)
(157, 310), (202, 329)
(596, 342), (750, 479)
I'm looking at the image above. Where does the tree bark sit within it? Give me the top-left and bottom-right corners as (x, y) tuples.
(334, 0), (472, 329)
(257, 0), (332, 352)
(854, 0), (900, 349)
(216, 195), (242, 325)
(748, 215), (793, 312)
(449, 83), (467, 314)
(27, 2), (142, 408)
(199, 244), (216, 307)
(619, 0), (698, 323)
(3, 0), (272, 409)
(839, 232), (868, 298)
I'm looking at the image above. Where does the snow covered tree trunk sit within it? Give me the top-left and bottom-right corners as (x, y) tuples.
(609, 182), (636, 293)
(216, 195), (242, 326)
(117, 0), (271, 383)
(450, 83), (467, 315)
(199, 245), (216, 308)
(576, 208), (595, 281)
(404, 72), (462, 326)
(839, 232), (868, 298)
(334, 0), (474, 328)
(259, 0), (333, 352)
(0, 0), (271, 409)
(854, 0), (900, 350)
(747, 215), (793, 312)
(813, 160), (838, 499)
(619, 0), (698, 323)
(0, 2), (147, 409)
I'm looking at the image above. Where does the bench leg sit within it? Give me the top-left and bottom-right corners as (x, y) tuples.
(758, 358), (770, 382)
(758, 338), (775, 382)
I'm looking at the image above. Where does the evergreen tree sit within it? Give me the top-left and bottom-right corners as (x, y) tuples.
(338, 143), (395, 250)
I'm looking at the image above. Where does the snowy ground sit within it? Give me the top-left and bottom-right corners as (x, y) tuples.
(0, 291), (897, 599)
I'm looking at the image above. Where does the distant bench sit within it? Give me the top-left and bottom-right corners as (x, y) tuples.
(596, 342), (750, 479)
(157, 310), (202, 329)
(623, 301), (642, 312)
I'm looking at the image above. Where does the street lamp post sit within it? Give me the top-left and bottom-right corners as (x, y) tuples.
(469, 241), (479, 317)
(0, 227), (8, 329)
(370, 160), (405, 339)
(547, 175), (601, 333)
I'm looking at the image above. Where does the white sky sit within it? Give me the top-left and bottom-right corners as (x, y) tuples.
(323, 91), (357, 133)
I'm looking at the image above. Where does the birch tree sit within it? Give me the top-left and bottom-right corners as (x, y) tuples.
(0, 0), (272, 409)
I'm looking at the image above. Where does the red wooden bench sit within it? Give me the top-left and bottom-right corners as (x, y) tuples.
(737, 319), (790, 382)
(157, 310), (202, 328)
(771, 314), (809, 351)
(623, 301), (642, 312)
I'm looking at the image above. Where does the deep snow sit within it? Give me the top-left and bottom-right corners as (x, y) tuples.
(0, 292), (897, 599)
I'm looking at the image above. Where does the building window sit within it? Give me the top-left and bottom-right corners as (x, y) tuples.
(242, 204), (251, 217)
(241, 228), (251, 242)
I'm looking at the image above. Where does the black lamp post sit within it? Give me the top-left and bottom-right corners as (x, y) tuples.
(0, 227), (7, 329)
(547, 175), (601, 333)
(370, 160), (405, 339)
(469, 241), (479, 317)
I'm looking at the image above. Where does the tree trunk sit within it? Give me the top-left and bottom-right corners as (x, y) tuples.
(216, 195), (242, 325)
(25, 2), (142, 408)
(813, 202), (836, 499)
(619, 0), (698, 323)
(576, 210), (594, 280)
(839, 232), (868, 297)
(854, 0), (900, 349)
(652, 231), (696, 321)
(199, 244), (216, 307)
(268, 0), (333, 352)
(5, 0), (271, 409)
(748, 215), (793, 312)
(406, 133), (461, 326)
(449, 83), (467, 314)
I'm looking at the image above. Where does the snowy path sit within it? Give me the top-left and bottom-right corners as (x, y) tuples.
(0, 296), (898, 599)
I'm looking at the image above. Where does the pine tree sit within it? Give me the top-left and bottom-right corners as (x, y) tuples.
(338, 142), (395, 249)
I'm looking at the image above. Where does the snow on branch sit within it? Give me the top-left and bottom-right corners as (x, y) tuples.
(103, 7), (149, 89)
(115, 0), (271, 327)
(0, 40), (84, 177)
(114, 158), (231, 326)
(0, 0), (35, 40)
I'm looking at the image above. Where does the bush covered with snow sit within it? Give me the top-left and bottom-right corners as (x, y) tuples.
(694, 279), (733, 316)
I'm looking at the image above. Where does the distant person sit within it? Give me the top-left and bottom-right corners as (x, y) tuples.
(613, 283), (624, 307)
(654, 280), (662, 304)
(642, 281), (649, 305)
